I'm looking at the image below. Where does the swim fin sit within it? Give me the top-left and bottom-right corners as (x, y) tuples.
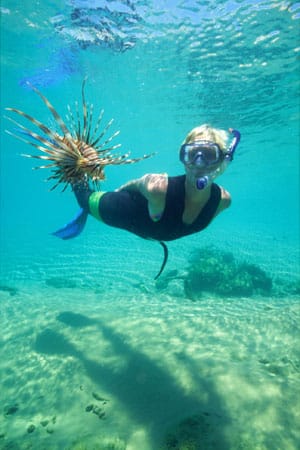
(52, 208), (88, 240)
(154, 241), (169, 280)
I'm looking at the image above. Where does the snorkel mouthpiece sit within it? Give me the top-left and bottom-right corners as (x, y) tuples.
(196, 128), (241, 190)
(196, 176), (209, 190)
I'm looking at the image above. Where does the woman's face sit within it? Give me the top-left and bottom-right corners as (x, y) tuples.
(184, 160), (221, 185)
(182, 136), (224, 187)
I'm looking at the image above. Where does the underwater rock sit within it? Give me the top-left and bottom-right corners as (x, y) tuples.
(259, 356), (297, 377)
(92, 406), (102, 416)
(46, 427), (54, 434)
(4, 404), (19, 416)
(258, 358), (270, 365)
(45, 277), (77, 289)
(88, 404), (107, 420)
(27, 424), (35, 434)
(184, 247), (273, 299)
(40, 419), (49, 427)
(92, 392), (108, 402)
(0, 285), (18, 296)
(85, 393), (109, 419)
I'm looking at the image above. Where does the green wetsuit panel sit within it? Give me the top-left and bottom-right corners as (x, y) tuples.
(88, 191), (106, 221)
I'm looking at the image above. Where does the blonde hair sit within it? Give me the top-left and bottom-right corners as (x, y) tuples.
(184, 124), (228, 151)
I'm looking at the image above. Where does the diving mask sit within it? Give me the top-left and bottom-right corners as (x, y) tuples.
(179, 141), (224, 167)
(179, 129), (241, 189)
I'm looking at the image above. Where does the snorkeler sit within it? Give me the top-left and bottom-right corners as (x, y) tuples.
(70, 125), (239, 241)
(5, 81), (241, 278)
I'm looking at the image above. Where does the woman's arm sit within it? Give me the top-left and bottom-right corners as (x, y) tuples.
(214, 186), (231, 217)
(118, 173), (168, 220)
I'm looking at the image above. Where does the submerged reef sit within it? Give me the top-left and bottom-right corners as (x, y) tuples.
(184, 247), (273, 299)
(155, 247), (285, 299)
(162, 411), (226, 450)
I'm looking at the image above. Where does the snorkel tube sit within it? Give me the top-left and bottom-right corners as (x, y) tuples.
(225, 128), (241, 162)
(196, 128), (241, 190)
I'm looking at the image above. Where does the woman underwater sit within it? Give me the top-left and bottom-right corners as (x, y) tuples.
(6, 82), (241, 277)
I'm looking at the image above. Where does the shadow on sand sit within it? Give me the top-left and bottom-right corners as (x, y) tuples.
(34, 311), (231, 448)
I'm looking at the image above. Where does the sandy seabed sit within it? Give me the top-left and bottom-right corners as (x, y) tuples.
(0, 278), (299, 450)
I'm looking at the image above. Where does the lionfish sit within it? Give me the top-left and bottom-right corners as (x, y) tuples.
(5, 79), (154, 191)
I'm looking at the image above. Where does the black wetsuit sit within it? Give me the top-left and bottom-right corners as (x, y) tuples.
(87, 175), (221, 242)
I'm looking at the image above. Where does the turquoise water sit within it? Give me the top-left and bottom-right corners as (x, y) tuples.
(0, 1), (299, 449)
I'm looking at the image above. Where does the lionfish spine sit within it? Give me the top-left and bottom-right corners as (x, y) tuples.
(91, 118), (114, 148)
(75, 100), (81, 140)
(97, 130), (121, 150)
(90, 109), (104, 146)
(5, 108), (77, 157)
(85, 103), (93, 144)
(66, 105), (77, 138)
(29, 85), (74, 142)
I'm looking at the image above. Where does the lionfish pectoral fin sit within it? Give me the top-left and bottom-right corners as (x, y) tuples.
(52, 208), (88, 240)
